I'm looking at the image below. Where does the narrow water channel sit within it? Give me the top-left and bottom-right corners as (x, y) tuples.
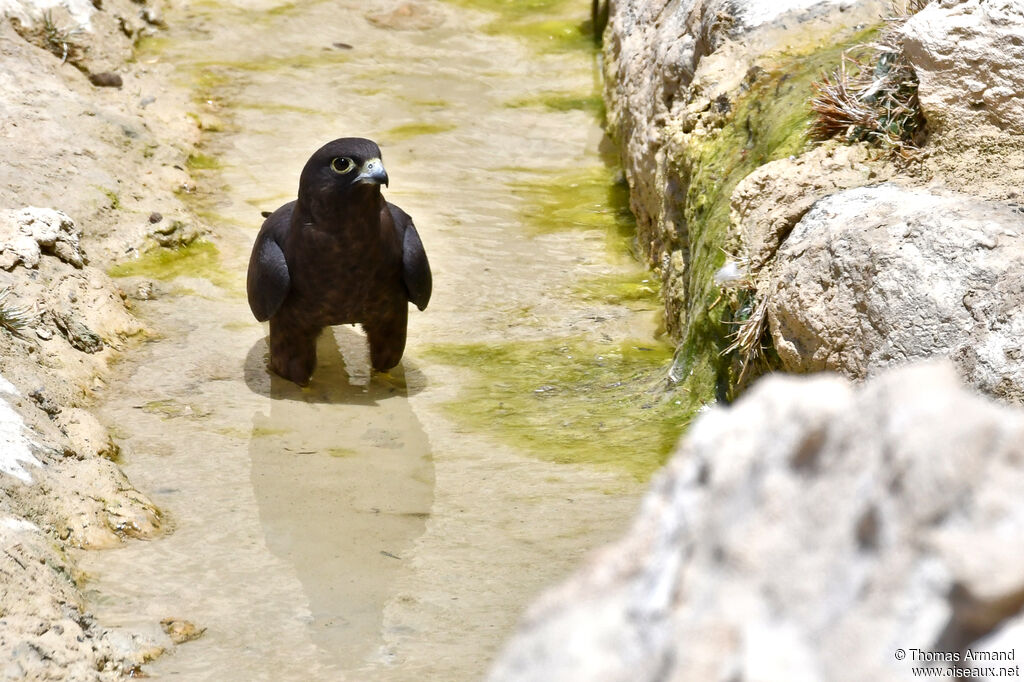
(76, 1), (679, 679)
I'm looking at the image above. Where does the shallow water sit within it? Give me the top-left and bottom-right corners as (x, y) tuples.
(77, 1), (677, 679)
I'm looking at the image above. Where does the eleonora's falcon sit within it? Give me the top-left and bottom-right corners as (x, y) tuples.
(246, 137), (432, 386)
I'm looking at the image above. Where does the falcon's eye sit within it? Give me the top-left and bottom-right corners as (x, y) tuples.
(331, 157), (355, 174)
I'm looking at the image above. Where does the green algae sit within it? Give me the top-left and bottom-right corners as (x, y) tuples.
(572, 272), (660, 307)
(190, 51), (351, 73)
(134, 34), (170, 55)
(402, 97), (450, 109)
(192, 0), (330, 23)
(108, 241), (237, 291)
(425, 338), (686, 480)
(383, 122), (457, 141)
(186, 152), (221, 170)
(448, 0), (573, 16)
(194, 208), (248, 230)
(126, 38), (245, 295)
(351, 86), (385, 97)
(99, 188), (121, 210)
(264, 1), (300, 17)
(139, 398), (210, 420)
(193, 68), (232, 92)
(667, 26), (883, 408)
(233, 99), (323, 117)
(512, 164), (634, 251)
(444, 0), (595, 53)
(499, 18), (593, 52)
(506, 91), (604, 116)
(251, 426), (290, 438)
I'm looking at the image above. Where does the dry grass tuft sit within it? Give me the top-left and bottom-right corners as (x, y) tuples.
(713, 254), (772, 389)
(39, 11), (83, 64)
(11, 11), (84, 65)
(722, 290), (770, 389)
(0, 288), (37, 337)
(809, 1), (930, 156)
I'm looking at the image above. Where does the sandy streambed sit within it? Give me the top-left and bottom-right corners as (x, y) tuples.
(61, 0), (687, 679)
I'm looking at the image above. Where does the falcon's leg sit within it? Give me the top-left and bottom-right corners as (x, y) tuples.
(268, 318), (320, 386)
(364, 309), (408, 372)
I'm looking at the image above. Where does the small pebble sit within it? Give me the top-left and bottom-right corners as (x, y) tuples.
(148, 212), (163, 224)
(88, 72), (123, 88)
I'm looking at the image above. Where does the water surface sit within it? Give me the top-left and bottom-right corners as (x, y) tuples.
(77, 1), (678, 679)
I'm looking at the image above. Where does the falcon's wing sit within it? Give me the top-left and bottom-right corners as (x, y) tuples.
(388, 202), (432, 311)
(246, 201), (294, 322)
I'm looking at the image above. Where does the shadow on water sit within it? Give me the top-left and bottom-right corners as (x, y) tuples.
(246, 327), (435, 667)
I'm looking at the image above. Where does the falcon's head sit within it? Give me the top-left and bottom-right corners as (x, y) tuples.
(299, 137), (389, 211)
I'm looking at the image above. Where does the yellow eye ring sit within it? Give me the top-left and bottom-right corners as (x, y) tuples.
(331, 157), (355, 174)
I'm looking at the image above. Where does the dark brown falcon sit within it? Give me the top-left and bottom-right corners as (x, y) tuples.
(246, 137), (431, 386)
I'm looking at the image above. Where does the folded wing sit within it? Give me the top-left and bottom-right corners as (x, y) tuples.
(388, 202), (432, 311)
(246, 202), (294, 322)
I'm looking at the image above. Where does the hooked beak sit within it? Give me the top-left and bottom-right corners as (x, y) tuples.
(355, 157), (389, 187)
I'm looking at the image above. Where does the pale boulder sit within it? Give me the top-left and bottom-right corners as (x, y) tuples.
(489, 363), (1024, 681)
(765, 184), (1024, 403)
(0, 207), (84, 270)
(901, 0), (1024, 136)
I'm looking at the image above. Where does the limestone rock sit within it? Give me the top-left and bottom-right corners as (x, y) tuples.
(0, 515), (162, 680)
(148, 216), (202, 248)
(56, 407), (117, 460)
(901, 0), (1024, 136)
(765, 184), (1024, 403)
(731, 143), (893, 269)
(0, 377), (42, 483)
(0, 207), (84, 270)
(489, 363), (1024, 681)
(1, 375), (163, 678)
(1, 0), (162, 74)
(0, 0), (97, 31)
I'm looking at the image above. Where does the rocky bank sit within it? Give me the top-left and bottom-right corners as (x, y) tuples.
(602, 0), (1024, 405)
(0, 0), (204, 677)
(488, 0), (1024, 679)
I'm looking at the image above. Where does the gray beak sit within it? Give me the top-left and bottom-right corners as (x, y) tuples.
(355, 157), (389, 187)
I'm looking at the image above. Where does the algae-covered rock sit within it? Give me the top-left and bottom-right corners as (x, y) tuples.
(766, 184), (1024, 403)
(489, 362), (1024, 681)
(602, 0), (887, 409)
(603, 0), (884, 259)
